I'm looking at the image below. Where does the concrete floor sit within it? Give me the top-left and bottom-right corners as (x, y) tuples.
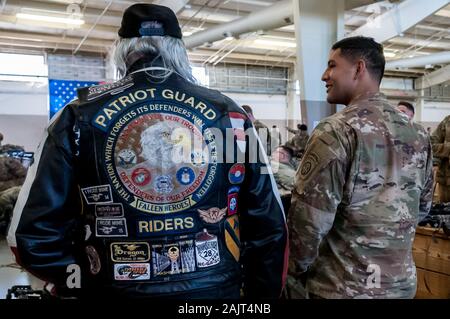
(0, 239), (43, 299)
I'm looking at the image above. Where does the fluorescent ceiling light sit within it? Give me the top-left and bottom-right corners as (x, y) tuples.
(254, 39), (296, 48)
(384, 52), (396, 58)
(224, 0), (272, 6)
(16, 13), (85, 25)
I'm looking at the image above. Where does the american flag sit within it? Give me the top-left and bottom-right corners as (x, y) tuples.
(49, 79), (99, 119)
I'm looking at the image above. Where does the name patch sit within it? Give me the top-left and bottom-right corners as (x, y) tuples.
(81, 185), (113, 205)
(96, 218), (128, 237)
(95, 203), (124, 218)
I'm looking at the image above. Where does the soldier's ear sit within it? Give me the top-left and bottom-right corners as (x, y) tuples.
(354, 59), (366, 80)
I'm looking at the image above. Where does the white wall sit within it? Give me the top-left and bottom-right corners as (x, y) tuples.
(0, 81), (48, 115)
(422, 101), (450, 123)
(223, 92), (289, 143)
(381, 77), (414, 90)
(0, 81), (49, 152)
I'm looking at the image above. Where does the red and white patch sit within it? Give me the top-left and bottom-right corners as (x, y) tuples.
(131, 168), (151, 186)
(227, 193), (238, 216)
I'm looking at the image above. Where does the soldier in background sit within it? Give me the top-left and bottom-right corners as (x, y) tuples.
(0, 186), (21, 236)
(0, 132), (25, 155)
(288, 36), (433, 299)
(396, 101), (415, 121)
(0, 157), (26, 192)
(241, 105), (273, 155)
(286, 124), (309, 157)
(271, 145), (299, 196)
(396, 101), (430, 137)
(270, 144), (299, 215)
(431, 115), (450, 203)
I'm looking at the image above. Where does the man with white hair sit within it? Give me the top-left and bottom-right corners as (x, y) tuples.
(8, 3), (288, 299)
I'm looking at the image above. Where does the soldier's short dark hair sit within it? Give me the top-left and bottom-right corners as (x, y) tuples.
(332, 36), (385, 84)
(398, 101), (415, 115)
(299, 124), (308, 131)
(241, 105), (253, 115)
(279, 145), (294, 158)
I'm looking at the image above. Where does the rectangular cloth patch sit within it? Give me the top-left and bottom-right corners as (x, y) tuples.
(96, 218), (128, 237)
(114, 263), (150, 281)
(81, 185), (113, 205)
(151, 240), (196, 276)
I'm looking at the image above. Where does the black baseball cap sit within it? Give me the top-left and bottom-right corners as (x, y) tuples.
(118, 3), (182, 39)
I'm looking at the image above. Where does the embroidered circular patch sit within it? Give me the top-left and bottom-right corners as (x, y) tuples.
(228, 163), (245, 184)
(131, 167), (151, 186)
(103, 103), (218, 215)
(117, 149), (137, 168)
(301, 161), (312, 176)
(176, 167), (195, 185)
(299, 152), (319, 181)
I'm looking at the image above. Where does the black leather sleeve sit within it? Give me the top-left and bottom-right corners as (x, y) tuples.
(8, 105), (82, 288)
(240, 121), (289, 298)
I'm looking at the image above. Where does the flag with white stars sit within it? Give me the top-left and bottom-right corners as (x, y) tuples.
(49, 79), (99, 119)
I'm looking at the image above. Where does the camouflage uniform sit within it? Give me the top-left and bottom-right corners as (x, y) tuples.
(272, 162), (296, 197)
(288, 92), (433, 299)
(270, 146), (298, 217)
(0, 157), (26, 192)
(431, 115), (450, 203)
(287, 128), (309, 156)
(0, 186), (21, 236)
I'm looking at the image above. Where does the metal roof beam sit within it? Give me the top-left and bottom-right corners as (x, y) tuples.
(415, 64), (450, 89)
(349, 0), (450, 43)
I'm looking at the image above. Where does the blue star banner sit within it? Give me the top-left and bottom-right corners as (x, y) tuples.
(49, 79), (99, 119)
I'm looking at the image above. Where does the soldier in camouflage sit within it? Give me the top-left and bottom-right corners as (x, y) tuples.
(286, 124), (309, 157)
(270, 144), (299, 197)
(431, 115), (450, 203)
(288, 36), (434, 299)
